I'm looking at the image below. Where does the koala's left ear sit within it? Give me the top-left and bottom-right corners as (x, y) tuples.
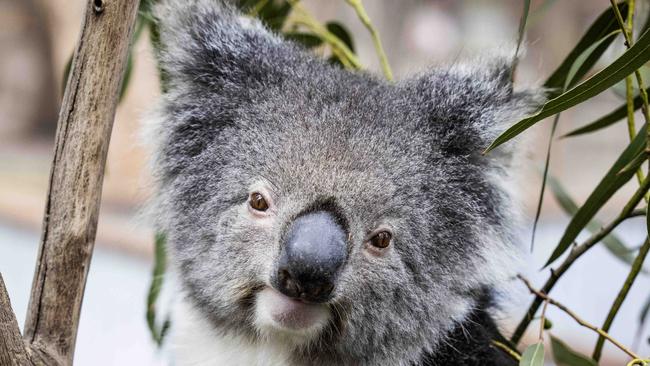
(405, 57), (544, 160)
(154, 0), (306, 95)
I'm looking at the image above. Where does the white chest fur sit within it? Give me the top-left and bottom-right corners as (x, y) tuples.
(171, 298), (296, 366)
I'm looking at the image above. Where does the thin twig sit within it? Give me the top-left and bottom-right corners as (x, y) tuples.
(491, 340), (522, 362)
(610, 0), (650, 156)
(344, 0), (393, 80)
(614, 0), (649, 196)
(593, 237), (650, 361)
(511, 176), (650, 344)
(518, 275), (642, 360)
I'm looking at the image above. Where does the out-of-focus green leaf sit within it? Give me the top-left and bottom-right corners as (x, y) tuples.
(511, 0), (530, 79)
(284, 32), (324, 48)
(119, 52), (134, 103)
(550, 335), (597, 366)
(641, 292), (650, 325)
(545, 125), (647, 266)
(62, 54), (73, 96)
(484, 28), (650, 154)
(530, 31), (619, 251)
(147, 232), (171, 346)
(520, 342), (545, 366)
(258, 1), (291, 31)
(546, 174), (642, 269)
(326, 21), (355, 53)
(563, 87), (650, 137)
(527, 0), (559, 27)
(543, 318), (553, 330)
(544, 2), (627, 92)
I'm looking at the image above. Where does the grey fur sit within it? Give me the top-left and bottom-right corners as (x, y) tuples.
(148, 0), (543, 364)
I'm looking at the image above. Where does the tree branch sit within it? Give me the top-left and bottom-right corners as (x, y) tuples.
(2, 0), (141, 364)
(0, 274), (31, 365)
(518, 275), (641, 360)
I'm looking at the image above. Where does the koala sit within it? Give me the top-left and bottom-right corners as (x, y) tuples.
(147, 0), (543, 365)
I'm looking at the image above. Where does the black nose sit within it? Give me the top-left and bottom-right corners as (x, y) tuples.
(275, 211), (347, 303)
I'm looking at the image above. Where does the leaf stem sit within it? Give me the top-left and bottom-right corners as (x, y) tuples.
(593, 237), (650, 361)
(518, 275), (642, 360)
(610, 0), (650, 155)
(511, 176), (650, 344)
(344, 0), (393, 80)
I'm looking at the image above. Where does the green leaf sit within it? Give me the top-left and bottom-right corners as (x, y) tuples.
(520, 342), (545, 366)
(563, 31), (621, 91)
(284, 32), (324, 48)
(546, 173), (643, 270)
(513, 0), (530, 63)
(544, 2), (627, 92)
(562, 87), (650, 137)
(484, 27), (650, 154)
(326, 22), (355, 53)
(619, 150), (648, 175)
(61, 54), (73, 96)
(545, 125), (647, 266)
(258, 1), (291, 31)
(146, 232), (170, 346)
(118, 52), (134, 103)
(550, 335), (596, 366)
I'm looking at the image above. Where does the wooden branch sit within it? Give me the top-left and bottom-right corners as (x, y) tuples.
(518, 275), (641, 360)
(0, 274), (31, 365)
(4, 0), (141, 365)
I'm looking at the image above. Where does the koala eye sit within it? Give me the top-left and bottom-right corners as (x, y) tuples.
(249, 192), (269, 211)
(369, 231), (392, 249)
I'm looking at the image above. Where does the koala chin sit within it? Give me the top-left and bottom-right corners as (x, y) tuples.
(147, 0), (544, 365)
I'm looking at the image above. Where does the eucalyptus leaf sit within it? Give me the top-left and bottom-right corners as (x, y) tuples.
(550, 335), (596, 366)
(147, 232), (170, 346)
(619, 150), (649, 175)
(118, 52), (134, 103)
(484, 28), (650, 154)
(284, 32), (324, 48)
(544, 1), (628, 92)
(563, 87), (650, 137)
(519, 342), (545, 366)
(61, 54), (73, 96)
(326, 22), (355, 53)
(511, 0), (530, 79)
(545, 125), (647, 266)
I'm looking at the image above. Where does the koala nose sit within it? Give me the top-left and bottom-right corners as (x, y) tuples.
(275, 211), (347, 303)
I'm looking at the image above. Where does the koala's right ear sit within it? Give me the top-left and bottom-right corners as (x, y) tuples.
(154, 0), (299, 95)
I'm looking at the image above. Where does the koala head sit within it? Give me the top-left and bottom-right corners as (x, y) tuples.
(149, 0), (542, 364)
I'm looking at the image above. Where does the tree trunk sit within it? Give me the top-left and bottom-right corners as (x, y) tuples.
(0, 0), (140, 364)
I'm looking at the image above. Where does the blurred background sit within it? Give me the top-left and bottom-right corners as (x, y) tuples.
(0, 0), (649, 364)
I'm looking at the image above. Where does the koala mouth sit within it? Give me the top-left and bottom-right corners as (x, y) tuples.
(254, 286), (330, 335)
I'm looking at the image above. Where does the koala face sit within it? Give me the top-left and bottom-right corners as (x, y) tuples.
(150, 1), (542, 364)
